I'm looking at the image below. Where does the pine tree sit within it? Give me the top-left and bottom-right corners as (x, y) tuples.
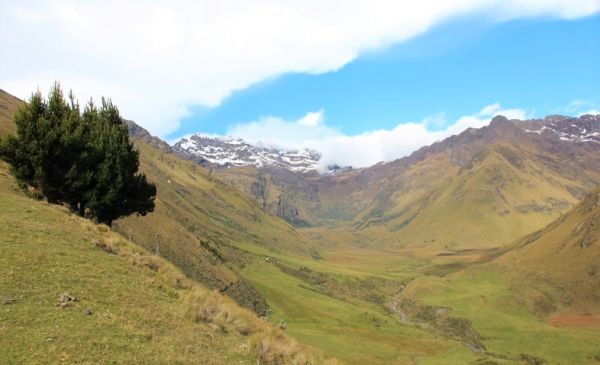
(0, 83), (156, 226)
(84, 98), (156, 226)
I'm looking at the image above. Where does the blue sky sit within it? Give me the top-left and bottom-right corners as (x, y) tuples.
(172, 14), (599, 140)
(2, 1), (599, 168)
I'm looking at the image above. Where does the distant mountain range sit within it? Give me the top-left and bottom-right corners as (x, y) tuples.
(173, 114), (600, 174)
(200, 114), (600, 248)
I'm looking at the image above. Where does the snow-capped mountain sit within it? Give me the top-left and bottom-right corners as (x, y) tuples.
(172, 134), (321, 172)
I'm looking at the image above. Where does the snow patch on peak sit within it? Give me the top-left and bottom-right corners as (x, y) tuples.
(521, 115), (600, 144)
(173, 134), (321, 173)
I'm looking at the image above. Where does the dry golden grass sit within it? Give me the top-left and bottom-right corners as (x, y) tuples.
(95, 222), (339, 364)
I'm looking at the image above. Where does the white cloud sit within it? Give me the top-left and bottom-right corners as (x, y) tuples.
(227, 112), (339, 150)
(1, 1), (598, 136)
(222, 103), (528, 170)
(579, 109), (600, 116)
(297, 110), (325, 127)
(564, 100), (600, 116)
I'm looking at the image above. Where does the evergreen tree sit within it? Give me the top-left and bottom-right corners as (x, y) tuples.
(0, 83), (156, 226)
(84, 98), (156, 226)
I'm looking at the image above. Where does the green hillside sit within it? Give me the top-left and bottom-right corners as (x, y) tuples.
(0, 89), (337, 364)
(354, 141), (596, 249)
(497, 184), (600, 311)
(114, 138), (321, 314)
(400, 186), (600, 364)
(0, 160), (334, 364)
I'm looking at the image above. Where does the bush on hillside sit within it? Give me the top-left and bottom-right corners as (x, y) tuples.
(0, 83), (156, 226)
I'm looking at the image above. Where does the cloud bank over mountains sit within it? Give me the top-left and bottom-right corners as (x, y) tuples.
(1, 0), (599, 138)
(223, 103), (528, 170)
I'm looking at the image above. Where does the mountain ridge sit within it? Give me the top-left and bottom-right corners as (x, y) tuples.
(173, 114), (600, 176)
(208, 114), (600, 252)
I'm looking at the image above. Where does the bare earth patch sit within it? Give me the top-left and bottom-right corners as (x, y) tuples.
(548, 313), (600, 327)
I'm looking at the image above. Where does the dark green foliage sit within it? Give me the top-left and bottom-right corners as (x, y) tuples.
(0, 83), (156, 225)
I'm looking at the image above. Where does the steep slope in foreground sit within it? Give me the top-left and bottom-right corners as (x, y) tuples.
(0, 161), (336, 365)
(0, 92), (320, 315)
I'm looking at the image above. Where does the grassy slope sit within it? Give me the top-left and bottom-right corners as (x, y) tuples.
(234, 244), (480, 365)
(0, 161), (336, 364)
(498, 185), (600, 311)
(0, 91), (337, 364)
(0, 90), (320, 313)
(354, 142), (598, 250)
(114, 140), (320, 313)
(401, 186), (600, 364)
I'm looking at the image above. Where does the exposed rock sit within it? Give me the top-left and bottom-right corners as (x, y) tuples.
(275, 195), (306, 226)
(250, 177), (267, 208)
(58, 292), (77, 306)
(278, 320), (287, 330)
(1, 296), (15, 305)
(125, 120), (172, 152)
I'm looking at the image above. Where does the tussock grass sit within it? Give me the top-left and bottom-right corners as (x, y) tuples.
(183, 289), (341, 364)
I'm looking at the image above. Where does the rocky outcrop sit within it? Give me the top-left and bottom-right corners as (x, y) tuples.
(125, 119), (172, 152)
(275, 195), (307, 227)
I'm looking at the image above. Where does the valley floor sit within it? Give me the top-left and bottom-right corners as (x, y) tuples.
(229, 226), (600, 365)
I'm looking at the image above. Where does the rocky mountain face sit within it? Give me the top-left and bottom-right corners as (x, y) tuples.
(520, 114), (600, 143)
(173, 134), (321, 172)
(125, 119), (173, 152)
